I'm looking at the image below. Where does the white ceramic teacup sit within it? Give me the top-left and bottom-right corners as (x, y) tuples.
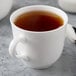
(9, 5), (76, 69)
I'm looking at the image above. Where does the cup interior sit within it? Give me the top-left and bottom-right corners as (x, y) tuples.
(10, 5), (68, 32)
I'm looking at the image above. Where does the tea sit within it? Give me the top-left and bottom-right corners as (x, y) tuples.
(14, 11), (64, 31)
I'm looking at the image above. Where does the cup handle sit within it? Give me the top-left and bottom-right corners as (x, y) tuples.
(66, 24), (76, 43)
(9, 36), (30, 61)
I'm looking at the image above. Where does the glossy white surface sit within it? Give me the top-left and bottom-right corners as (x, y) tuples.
(9, 5), (67, 69)
(58, 0), (76, 13)
(0, 0), (13, 20)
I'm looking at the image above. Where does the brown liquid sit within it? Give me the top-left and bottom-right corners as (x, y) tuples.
(14, 11), (64, 31)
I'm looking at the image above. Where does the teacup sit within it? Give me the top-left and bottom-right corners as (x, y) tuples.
(9, 5), (76, 69)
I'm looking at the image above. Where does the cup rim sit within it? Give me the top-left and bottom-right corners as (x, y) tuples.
(10, 5), (68, 33)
